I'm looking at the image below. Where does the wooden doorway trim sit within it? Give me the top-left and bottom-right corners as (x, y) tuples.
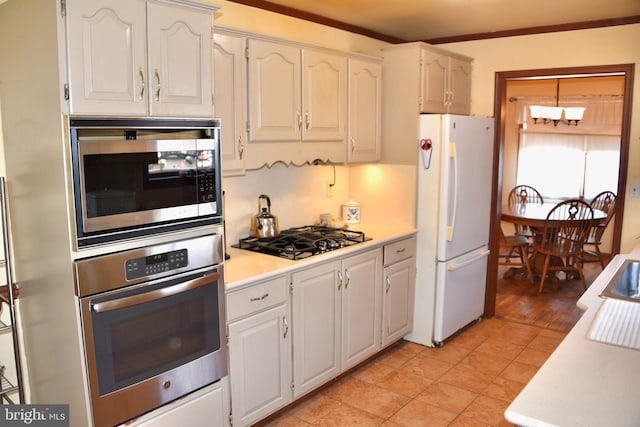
(484, 63), (635, 317)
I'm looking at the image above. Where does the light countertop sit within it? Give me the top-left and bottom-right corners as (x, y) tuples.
(223, 223), (417, 292)
(505, 246), (640, 427)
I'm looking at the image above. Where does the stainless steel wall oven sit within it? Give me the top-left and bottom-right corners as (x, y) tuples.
(69, 117), (222, 247)
(76, 234), (227, 427)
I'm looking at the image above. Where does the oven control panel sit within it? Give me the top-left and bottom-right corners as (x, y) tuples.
(125, 249), (189, 280)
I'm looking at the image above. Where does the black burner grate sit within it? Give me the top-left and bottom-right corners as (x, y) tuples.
(233, 225), (368, 260)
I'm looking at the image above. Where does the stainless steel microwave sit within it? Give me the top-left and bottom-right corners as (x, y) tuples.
(69, 118), (222, 247)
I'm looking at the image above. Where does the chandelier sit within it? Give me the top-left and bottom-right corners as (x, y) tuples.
(529, 79), (586, 126)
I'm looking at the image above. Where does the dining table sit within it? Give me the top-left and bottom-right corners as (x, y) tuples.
(501, 201), (608, 230)
(501, 201), (608, 279)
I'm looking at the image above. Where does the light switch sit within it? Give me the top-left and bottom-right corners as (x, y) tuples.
(630, 182), (640, 198)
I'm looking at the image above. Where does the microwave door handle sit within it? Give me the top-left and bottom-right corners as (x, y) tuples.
(92, 273), (219, 313)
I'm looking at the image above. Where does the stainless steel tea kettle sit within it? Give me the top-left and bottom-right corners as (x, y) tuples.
(250, 194), (280, 238)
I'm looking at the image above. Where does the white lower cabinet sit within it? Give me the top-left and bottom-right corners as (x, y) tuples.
(291, 248), (382, 398)
(227, 276), (291, 426)
(126, 378), (230, 427)
(291, 260), (341, 398)
(382, 237), (417, 347)
(225, 238), (415, 425)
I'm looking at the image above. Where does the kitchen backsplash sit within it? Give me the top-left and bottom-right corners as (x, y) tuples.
(222, 163), (417, 245)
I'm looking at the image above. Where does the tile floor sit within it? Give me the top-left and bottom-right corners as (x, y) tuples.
(261, 316), (567, 426)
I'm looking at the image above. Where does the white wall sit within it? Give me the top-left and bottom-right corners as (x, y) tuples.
(440, 24), (640, 252)
(223, 163), (351, 245)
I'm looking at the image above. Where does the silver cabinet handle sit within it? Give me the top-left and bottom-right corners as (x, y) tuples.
(337, 270), (343, 290)
(92, 273), (219, 313)
(344, 270), (350, 289)
(297, 111), (302, 130)
(305, 112), (311, 130)
(283, 316), (289, 339)
(386, 277), (391, 294)
(154, 68), (161, 101)
(351, 137), (356, 153)
(250, 293), (269, 302)
(138, 68), (145, 100)
(396, 248), (406, 254)
(238, 136), (245, 159)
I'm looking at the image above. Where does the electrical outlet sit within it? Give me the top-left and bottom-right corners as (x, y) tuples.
(326, 180), (335, 197)
(630, 182), (640, 198)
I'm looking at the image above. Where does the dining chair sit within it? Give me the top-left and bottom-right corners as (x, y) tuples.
(532, 199), (594, 293)
(582, 191), (617, 268)
(507, 185), (545, 242)
(498, 227), (533, 282)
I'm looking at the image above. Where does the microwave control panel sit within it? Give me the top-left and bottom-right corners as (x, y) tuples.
(198, 170), (217, 203)
(125, 249), (189, 280)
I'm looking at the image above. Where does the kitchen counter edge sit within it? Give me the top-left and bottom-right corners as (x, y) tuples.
(223, 224), (417, 292)
(504, 245), (640, 427)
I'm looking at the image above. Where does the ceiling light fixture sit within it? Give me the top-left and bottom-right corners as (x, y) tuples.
(529, 79), (585, 126)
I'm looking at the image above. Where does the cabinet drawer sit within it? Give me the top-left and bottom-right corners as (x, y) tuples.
(227, 276), (288, 322)
(383, 236), (417, 267)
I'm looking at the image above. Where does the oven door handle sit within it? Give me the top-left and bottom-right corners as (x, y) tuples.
(92, 273), (219, 313)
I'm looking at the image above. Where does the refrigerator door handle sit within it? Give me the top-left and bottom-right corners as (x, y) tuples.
(447, 249), (490, 271)
(447, 142), (458, 241)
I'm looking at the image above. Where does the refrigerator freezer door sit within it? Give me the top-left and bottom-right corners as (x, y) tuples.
(429, 115), (494, 261)
(433, 246), (489, 344)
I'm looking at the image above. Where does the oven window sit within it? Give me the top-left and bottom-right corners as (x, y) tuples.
(92, 275), (221, 395)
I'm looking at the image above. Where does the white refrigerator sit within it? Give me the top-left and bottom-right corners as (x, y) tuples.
(405, 114), (494, 347)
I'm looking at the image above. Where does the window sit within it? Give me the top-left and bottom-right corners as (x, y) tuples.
(514, 94), (622, 201)
(516, 132), (620, 200)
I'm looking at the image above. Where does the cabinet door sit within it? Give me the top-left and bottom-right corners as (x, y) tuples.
(302, 49), (347, 143)
(447, 57), (472, 115)
(341, 249), (382, 370)
(214, 33), (246, 176)
(383, 257), (416, 347)
(147, 2), (213, 117)
(132, 380), (229, 427)
(291, 260), (341, 398)
(66, 0), (147, 115)
(228, 304), (291, 426)
(348, 58), (382, 163)
(247, 39), (301, 143)
(420, 49), (448, 113)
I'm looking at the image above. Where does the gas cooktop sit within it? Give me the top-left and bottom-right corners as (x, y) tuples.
(233, 225), (370, 260)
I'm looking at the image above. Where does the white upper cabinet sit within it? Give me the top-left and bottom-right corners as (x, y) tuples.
(380, 42), (473, 164)
(213, 31), (247, 176)
(247, 39), (302, 143)
(245, 39), (347, 167)
(347, 57), (382, 163)
(420, 47), (471, 115)
(66, 0), (216, 117)
(302, 49), (347, 143)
